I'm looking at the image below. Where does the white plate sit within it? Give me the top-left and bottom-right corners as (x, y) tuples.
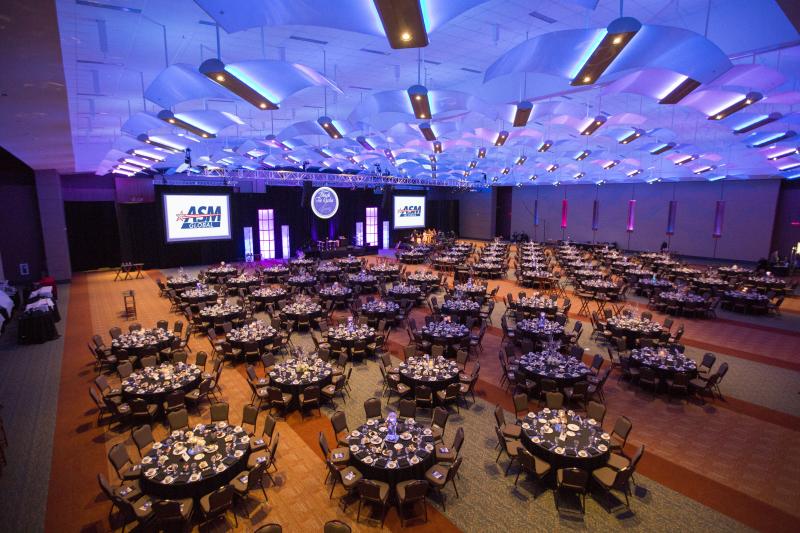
(189, 473), (201, 482)
(363, 456), (374, 464)
(567, 424), (580, 431)
(532, 436), (541, 444)
(410, 456), (420, 465)
(521, 423), (530, 430)
(234, 450), (244, 458)
(601, 433), (611, 440)
(387, 461), (398, 469)
(350, 445), (359, 452)
(163, 476), (174, 484)
(527, 412), (536, 419)
(587, 418), (597, 426)
(194, 453), (205, 461)
(566, 431), (576, 437)
(598, 444), (608, 452)
(555, 447), (565, 455)
(578, 450), (588, 458)
(145, 468), (157, 478)
(351, 430), (361, 437)
(423, 428), (432, 436)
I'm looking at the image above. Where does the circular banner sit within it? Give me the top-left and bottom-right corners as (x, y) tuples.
(310, 186), (339, 219)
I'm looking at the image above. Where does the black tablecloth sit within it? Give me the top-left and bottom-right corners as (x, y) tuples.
(17, 309), (59, 344)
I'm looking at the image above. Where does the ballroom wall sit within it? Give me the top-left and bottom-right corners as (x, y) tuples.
(455, 188), (496, 240)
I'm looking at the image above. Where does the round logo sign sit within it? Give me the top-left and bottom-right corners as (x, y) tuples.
(310, 186), (339, 219)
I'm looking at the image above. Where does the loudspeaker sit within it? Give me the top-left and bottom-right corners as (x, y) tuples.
(300, 180), (313, 208)
(381, 185), (393, 209)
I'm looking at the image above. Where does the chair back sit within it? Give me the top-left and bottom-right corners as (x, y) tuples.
(513, 393), (528, 414)
(700, 352), (716, 371)
(398, 399), (416, 419)
(133, 424), (153, 452)
(452, 426), (465, 454)
(331, 410), (348, 435)
(303, 385), (320, 402)
(612, 415), (633, 442)
(447, 457), (463, 482)
(89, 387), (104, 409)
(541, 379), (558, 393)
(168, 409), (189, 432)
(118, 361), (133, 378)
(416, 385), (433, 402)
(154, 500), (184, 522)
(140, 355), (157, 368)
(586, 401), (606, 424)
(247, 461), (267, 490)
(262, 414), (277, 441)
(432, 406), (449, 429)
(208, 484), (234, 513)
(195, 351), (208, 368)
(716, 362), (729, 382)
(493, 404), (507, 427)
(323, 520), (351, 533)
(318, 431), (331, 457)
(364, 397), (382, 419)
(108, 443), (131, 473)
(545, 391), (564, 410)
(403, 480), (429, 502)
(358, 479), (383, 502)
(210, 401), (229, 423)
(630, 444), (645, 470)
(164, 391), (185, 410)
(242, 403), (258, 429)
(131, 398), (150, 415)
(559, 467), (588, 491)
(493, 426), (510, 454)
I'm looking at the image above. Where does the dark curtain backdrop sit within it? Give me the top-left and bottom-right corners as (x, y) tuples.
(64, 201), (121, 271)
(113, 185), (457, 270)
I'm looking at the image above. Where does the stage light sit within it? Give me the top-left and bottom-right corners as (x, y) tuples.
(650, 142), (675, 155)
(618, 129), (643, 144)
(157, 110), (215, 138)
(575, 150), (590, 161)
(733, 112), (781, 134)
(384, 148), (396, 165)
(463, 170), (470, 177)
(128, 149), (165, 162)
(602, 160), (619, 170)
(468, 160), (477, 169)
(373, 0), (428, 49)
(529, 174), (538, 181)
(658, 76), (701, 104)
(751, 131), (795, 148)
(112, 168), (135, 177)
(356, 136), (375, 150)
(580, 115), (606, 135)
(516, 155), (527, 166)
(429, 154), (436, 163)
(477, 147), (487, 158)
(708, 175), (727, 182)
(317, 116), (343, 139)
(546, 163), (558, 172)
(513, 101), (533, 127)
(693, 165), (715, 174)
(136, 134), (183, 153)
(570, 17), (641, 86)
(674, 154), (698, 165)
(433, 140), (443, 154)
(626, 168), (642, 177)
(121, 158), (151, 169)
(494, 131), (509, 146)
(418, 122), (436, 141)
(537, 140), (553, 152)
(116, 164), (141, 173)
(407, 85), (431, 119)
(574, 172), (585, 179)
(768, 147), (799, 161)
(200, 58), (279, 110)
(501, 167), (510, 175)
(785, 172), (800, 180)
(708, 92), (763, 120)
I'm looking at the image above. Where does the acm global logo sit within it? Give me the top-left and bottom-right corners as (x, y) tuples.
(398, 205), (421, 217)
(176, 205), (222, 229)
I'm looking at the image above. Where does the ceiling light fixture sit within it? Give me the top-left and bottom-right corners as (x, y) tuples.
(674, 154), (698, 165)
(317, 116), (343, 139)
(575, 150), (591, 161)
(264, 135), (292, 151)
(372, 0), (428, 49)
(157, 110), (215, 138)
(200, 58), (279, 110)
(538, 140), (553, 152)
(112, 168), (136, 177)
(120, 158), (151, 169)
(494, 131), (509, 146)
(516, 155), (527, 166)
(708, 175), (727, 182)
(407, 85), (432, 119)
(693, 165), (715, 174)
(580, 115), (606, 135)
(574, 172), (585, 179)
(529, 174), (538, 181)
(468, 160), (477, 169)
(128, 149), (164, 162)
(618, 129), (643, 144)
(626, 168), (642, 177)
(768, 147), (799, 161)
(751, 131), (795, 148)
(733, 112), (781, 134)
(136, 134), (183, 153)
(513, 101), (533, 127)
(418, 122), (436, 141)
(384, 148), (396, 165)
(708, 91), (763, 120)
(650, 142), (675, 155)
(602, 160), (620, 170)
(433, 140), (443, 153)
(570, 17), (641, 86)
(501, 167), (510, 175)
(477, 147), (487, 158)
(658, 76), (702, 104)
(779, 162), (800, 171)
(356, 136), (375, 150)
(546, 163), (558, 172)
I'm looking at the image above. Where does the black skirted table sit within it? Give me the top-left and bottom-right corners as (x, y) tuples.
(268, 358), (333, 396)
(399, 356), (459, 392)
(520, 408), (611, 470)
(17, 308), (59, 344)
(122, 363), (202, 402)
(517, 352), (590, 388)
(111, 329), (175, 357)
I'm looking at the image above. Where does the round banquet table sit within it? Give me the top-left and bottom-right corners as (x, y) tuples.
(746, 276), (786, 291)
(347, 272), (378, 290)
(407, 273), (440, 288)
(433, 257), (461, 270)
(346, 418), (436, 484)
(693, 277), (727, 292)
(327, 324), (376, 350)
(111, 329), (175, 357)
(180, 288), (218, 304)
(280, 302), (322, 321)
(268, 358), (333, 396)
(206, 267), (238, 282)
(286, 274), (316, 289)
(398, 251), (426, 264)
(606, 316), (663, 347)
(166, 277), (199, 290)
(420, 322), (470, 350)
(657, 291), (707, 313)
(515, 319), (565, 342)
(440, 299), (481, 321)
(399, 356), (459, 392)
(199, 304), (242, 323)
(250, 287), (289, 305)
(227, 321), (278, 351)
(262, 265), (290, 282)
(336, 257), (363, 272)
(122, 363), (202, 402)
(316, 264), (342, 280)
(139, 422), (250, 499)
(637, 278), (674, 293)
(629, 347), (697, 380)
(516, 297), (558, 315)
(318, 285), (353, 304)
(226, 275), (260, 290)
(471, 262), (504, 277)
(518, 352), (590, 388)
(388, 284), (422, 301)
(452, 283), (486, 299)
(361, 300), (400, 321)
(369, 264), (400, 280)
(289, 258), (316, 269)
(520, 408), (611, 470)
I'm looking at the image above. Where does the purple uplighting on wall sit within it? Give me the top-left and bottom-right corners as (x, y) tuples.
(561, 199), (568, 229)
(533, 199), (539, 226)
(592, 200), (599, 231)
(713, 200), (725, 237)
(666, 200), (677, 235)
(626, 199), (636, 232)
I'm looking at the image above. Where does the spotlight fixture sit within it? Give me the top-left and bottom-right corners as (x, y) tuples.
(650, 142), (675, 155)
(537, 140), (553, 152)
(574, 172), (585, 179)
(494, 131), (509, 146)
(785, 172), (800, 180)
(407, 85), (431, 119)
(429, 154), (437, 163)
(501, 167), (510, 175)
(575, 150), (591, 161)
(658, 76), (701, 104)
(317, 116), (343, 139)
(751, 131), (795, 148)
(112, 168), (135, 177)
(356, 136), (375, 150)
(708, 91), (763, 120)
(136, 134), (183, 154)
(529, 174), (538, 181)
(602, 160), (620, 170)
(384, 148), (396, 165)
(618, 129), (643, 144)
(265, 135), (292, 151)
(315, 148), (332, 158)
(512, 101), (533, 127)
(779, 162), (800, 171)
(463, 170), (470, 177)
(418, 122), (436, 141)
(546, 163), (559, 172)
(157, 110), (215, 138)
(116, 164), (141, 173)
(626, 168), (642, 177)
(477, 147), (487, 159)
(491, 176), (499, 183)
(733, 112), (781, 134)
(433, 140), (443, 154)
(580, 115), (606, 136)
(128, 149), (164, 162)
(596, 179), (606, 185)
(516, 155), (527, 166)
(200, 58), (279, 110)
(372, 0), (428, 49)
(767, 147), (799, 161)
(674, 154), (698, 165)
(708, 175), (727, 182)
(570, 17), (641, 86)
(120, 158), (151, 169)
(693, 165), (715, 174)
(468, 160), (477, 169)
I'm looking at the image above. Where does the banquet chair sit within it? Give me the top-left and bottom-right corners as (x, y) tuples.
(545, 392), (565, 410)
(555, 468), (589, 515)
(512, 393), (529, 420)
(363, 397), (382, 421)
(171, 349), (188, 365)
(565, 382), (588, 409)
(356, 478), (391, 527)
(139, 355), (157, 369)
(185, 378), (213, 411)
(515, 448), (551, 497)
(435, 383), (461, 413)
(424, 456), (462, 511)
(162, 391), (185, 415)
(108, 443), (140, 481)
(325, 459), (362, 505)
(300, 386), (322, 418)
(431, 344), (445, 359)
(665, 373), (690, 401)
(267, 386), (293, 418)
(210, 401), (230, 423)
(132, 424), (154, 457)
(539, 379), (558, 401)
(586, 401), (607, 426)
(435, 426), (464, 465)
(608, 416), (633, 453)
(638, 367), (659, 395)
(395, 479), (429, 526)
(322, 374), (348, 406)
(248, 432), (280, 480)
(130, 399), (159, 426)
(98, 474), (153, 532)
(95, 375), (122, 401)
(117, 361), (133, 379)
(697, 353), (717, 377)
(251, 414), (276, 453)
(689, 372), (721, 404)
(241, 404), (258, 435)
(173, 320), (183, 335)
(156, 320), (169, 331)
(319, 432), (350, 475)
(90, 387), (111, 424)
(397, 399), (417, 421)
(430, 407), (450, 442)
(153, 498), (194, 530)
(415, 385), (434, 417)
(167, 409), (189, 432)
(102, 396), (132, 429)
(494, 404), (522, 440)
(109, 326), (122, 340)
(380, 352), (399, 374)
(256, 524), (285, 533)
(199, 484), (237, 528)
(128, 323), (142, 333)
(330, 411), (350, 446)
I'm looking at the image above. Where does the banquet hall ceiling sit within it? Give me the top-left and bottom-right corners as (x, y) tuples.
(52, 0), (800, 186)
